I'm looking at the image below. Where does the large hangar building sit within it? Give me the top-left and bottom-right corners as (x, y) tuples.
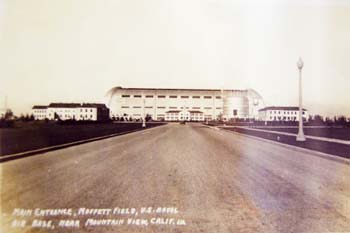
(106, 86), (264, 121)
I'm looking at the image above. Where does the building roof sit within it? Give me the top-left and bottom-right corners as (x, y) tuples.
(81, 103), (108, 108)
(46, 103), (108, 108)
(112, 86), (222, 92)
(259, 106), (307, 111)
(107, 86), (253, 93)
(189, 110), (203, 113)
(166, 110), (204, 114)
(166, 110), (181, 113)
(48, 103), (81, 108)
(32, 105), (48, 109)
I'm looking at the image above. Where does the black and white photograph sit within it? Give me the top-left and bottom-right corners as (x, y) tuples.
(1, 0), (349, 232)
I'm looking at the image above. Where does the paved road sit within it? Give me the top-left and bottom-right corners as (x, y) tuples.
(1, 123), (349, 233)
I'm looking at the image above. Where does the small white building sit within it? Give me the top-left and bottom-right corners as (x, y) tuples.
(76, 105), (97, 121)
(258, 106), (309, 122)
(31, 106), (48, 120)
(76, 103), (110, 121)
(165, 110), (181, 121)
(31, 103), (110, 121)
(46, 103), (80, 120)
(188, 110), (204, 121)
(165, 110), (204, 121)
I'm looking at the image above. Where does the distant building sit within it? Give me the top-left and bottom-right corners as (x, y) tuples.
(31, 106), (48, 120)
(31, 103), (110, 121)
(258, 106), (309, 122)
(46, 103), (81, 121)
(164, 110), (204, 122)
(78, 103), (110, 121)
(106, 86), (265, 121)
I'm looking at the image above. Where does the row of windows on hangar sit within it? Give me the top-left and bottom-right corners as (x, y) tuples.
(268, 111), (305, 115)
(121, 95), (222, 99)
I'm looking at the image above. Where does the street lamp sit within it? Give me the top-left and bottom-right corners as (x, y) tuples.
(221, 89), (226, 126)
(296, 57), (306, 141)
(142, 98), (146, 128)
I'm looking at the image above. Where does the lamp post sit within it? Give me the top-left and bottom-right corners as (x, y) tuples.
(221, 89), (226, 126)
(142, 98), (146, 128)
(296, 58), (306, 141)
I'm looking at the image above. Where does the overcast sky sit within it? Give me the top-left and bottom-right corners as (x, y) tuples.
(1, 0), (349, 116)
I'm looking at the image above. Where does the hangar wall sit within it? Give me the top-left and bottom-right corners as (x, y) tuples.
(106, 87), (264, 121)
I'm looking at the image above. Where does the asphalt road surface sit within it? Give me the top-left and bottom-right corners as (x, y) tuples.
(1, 123), (349, 233)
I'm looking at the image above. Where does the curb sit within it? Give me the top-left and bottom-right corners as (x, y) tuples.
(0, 125), (164, 163)
(212, 126), (350, 165)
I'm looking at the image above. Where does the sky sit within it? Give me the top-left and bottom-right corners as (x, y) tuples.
(0, 0), (350, 117)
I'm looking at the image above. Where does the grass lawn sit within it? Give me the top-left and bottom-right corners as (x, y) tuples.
(0, 121), (165, 156)
(223, 127), (350, 159)
(254, 127), (350, 140)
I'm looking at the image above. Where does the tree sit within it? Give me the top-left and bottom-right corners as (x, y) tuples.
(145, 114), (152, 122)
(54, 112), (60, 121)
(314, 115), (323, 122)
(217, 112), (223, 122)
(4, 109), (14, 120)
(310, 114), (324, 126)
(335, 115), (347, 126)
(308, 115), (313, 122)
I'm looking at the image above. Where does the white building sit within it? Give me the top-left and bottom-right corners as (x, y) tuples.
(106, 86), (264, 121)
(164, 110), (204, 122)
(258, 106), (309, 122)
(31, 103), (110, 121)
(31, 106), (48, 120)
(45, 103), (80, 120)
